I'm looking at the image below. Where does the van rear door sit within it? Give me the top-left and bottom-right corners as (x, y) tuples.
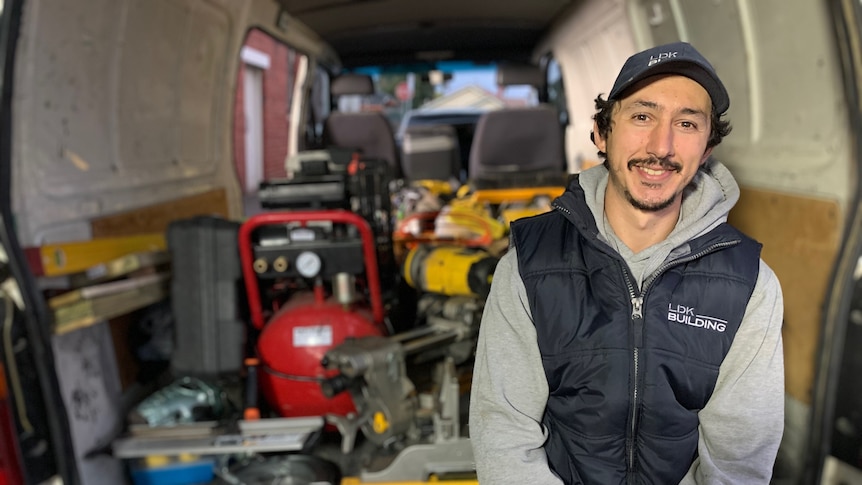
(0, 0), (77, 483)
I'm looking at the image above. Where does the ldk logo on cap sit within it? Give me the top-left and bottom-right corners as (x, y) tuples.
(648, 51), (679, 67)
(608, 41), (730, 113)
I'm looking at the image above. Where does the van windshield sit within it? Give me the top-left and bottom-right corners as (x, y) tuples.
(341, 62), (539, 131)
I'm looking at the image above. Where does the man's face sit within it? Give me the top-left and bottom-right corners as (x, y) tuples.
(594, 74), (713, 214)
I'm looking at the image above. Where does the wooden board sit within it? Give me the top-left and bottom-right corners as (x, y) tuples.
(729, 186), (841, 405)
(90, 188), (229, 238)
(48, 272), (168, 309)
(53, 276), (170, 335)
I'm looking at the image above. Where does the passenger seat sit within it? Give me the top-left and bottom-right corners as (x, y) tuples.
(322, 73), (402, 178)
(467, 104), (567, 189)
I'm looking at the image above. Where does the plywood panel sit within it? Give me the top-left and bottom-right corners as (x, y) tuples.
(729, 187), (841, 404)
(90, 188), (229, 238)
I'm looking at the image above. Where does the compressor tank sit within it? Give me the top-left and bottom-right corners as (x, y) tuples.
(256, 292), (385, 418)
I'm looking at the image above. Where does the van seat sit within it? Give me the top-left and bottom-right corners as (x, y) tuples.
(322, 73), (401, 179)
(467, 105), (567, 188)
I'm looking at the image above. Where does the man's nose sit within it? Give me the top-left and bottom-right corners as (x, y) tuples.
(646, 122), (674, 159)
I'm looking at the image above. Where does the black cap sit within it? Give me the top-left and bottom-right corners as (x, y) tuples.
(608, 42), (729, 114)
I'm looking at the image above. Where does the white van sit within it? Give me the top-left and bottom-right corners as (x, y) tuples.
(0, 0), (859, 483)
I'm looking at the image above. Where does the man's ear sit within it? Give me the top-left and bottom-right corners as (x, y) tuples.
(700, 146), (714, 166)
(592, 120), (607, 153)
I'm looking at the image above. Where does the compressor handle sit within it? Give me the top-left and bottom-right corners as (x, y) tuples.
(243, 357), (260, 420)
(238, 210), (385, 329)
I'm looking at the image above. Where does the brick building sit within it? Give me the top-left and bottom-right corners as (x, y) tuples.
(233, 29), (304, 193)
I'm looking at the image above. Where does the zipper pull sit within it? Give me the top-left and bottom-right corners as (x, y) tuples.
(631, 296), (644, 319)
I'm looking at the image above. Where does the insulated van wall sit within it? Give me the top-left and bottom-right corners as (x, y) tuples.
(11, 0), (249, 246)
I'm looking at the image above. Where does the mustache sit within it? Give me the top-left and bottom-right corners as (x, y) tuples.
(627, 157), (682, 173)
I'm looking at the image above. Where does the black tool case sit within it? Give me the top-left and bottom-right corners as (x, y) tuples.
(166, 215), (246, 377)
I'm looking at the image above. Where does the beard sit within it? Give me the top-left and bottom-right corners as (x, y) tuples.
(607, 155), (683, 212)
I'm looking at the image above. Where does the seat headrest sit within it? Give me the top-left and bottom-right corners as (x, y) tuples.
(331, 73), (375, 97)
(468, 106), (565, 181)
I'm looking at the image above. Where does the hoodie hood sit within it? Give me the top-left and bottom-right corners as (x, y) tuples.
(555, 157), (741, 285)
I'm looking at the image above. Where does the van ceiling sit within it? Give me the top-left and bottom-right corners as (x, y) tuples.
(276, 0), (574, 68)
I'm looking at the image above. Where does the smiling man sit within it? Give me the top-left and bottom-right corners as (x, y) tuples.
(470, 42), (785, 484)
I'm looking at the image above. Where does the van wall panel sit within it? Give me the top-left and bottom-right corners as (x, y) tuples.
(728, 188), (841, 404)
(18, 0), (123, 192)
(539, 0), (636, 171)
(13, 0), (245, 245)
(180, 4), (229, 165)
(707, 0), (851, 205)
(119, 1), (190, 170)
(677, 1), (752, 144)
(639, 0), (681, 45)
(118, 0), (229, 171)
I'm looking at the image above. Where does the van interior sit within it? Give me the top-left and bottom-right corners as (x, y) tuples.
(0, 0), (860, 484)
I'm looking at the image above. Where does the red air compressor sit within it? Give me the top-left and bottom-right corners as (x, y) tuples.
(238, 210), (388, 418)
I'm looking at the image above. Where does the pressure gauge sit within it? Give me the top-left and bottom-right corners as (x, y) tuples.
(295, 251), (322, 278)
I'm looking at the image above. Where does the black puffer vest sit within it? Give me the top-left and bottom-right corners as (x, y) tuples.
(509, 180), (761, 485)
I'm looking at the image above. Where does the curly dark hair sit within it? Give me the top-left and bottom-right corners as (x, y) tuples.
(590, 94), (732, 161)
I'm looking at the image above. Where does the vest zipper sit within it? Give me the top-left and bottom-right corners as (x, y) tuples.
(621, 239), (740, 480)
(622, 269), (642, 481)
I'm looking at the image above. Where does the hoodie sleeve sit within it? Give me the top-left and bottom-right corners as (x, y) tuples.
(679, 259), (785, 484)
(469, 249), (564, 485)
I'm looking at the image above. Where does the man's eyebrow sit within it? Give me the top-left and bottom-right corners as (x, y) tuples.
(626, 99), (658, 110)
(625, 99), (709, 119)
(679, 107), (709, 118)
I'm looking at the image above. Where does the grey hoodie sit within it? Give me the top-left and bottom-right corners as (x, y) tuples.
(469, 160), (785, 484)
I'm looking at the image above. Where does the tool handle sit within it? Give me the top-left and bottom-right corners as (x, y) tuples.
(243, 357), (261, 420)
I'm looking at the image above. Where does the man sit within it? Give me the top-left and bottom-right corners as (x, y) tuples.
(469, 41), (784, 484)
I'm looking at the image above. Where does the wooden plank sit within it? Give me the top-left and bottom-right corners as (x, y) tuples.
(90, 188), (229, 238)
(53, 276), (170, 335)
(48, 273), (168, 309)
(728, 186), (841, 405)
(65, 250), (170, 288)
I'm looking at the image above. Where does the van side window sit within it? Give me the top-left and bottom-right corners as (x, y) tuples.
(546, 57), (569, 126)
